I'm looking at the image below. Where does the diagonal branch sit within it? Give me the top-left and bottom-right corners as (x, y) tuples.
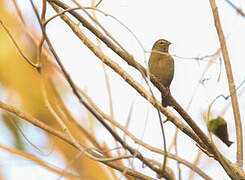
(224, 0), (245, 17)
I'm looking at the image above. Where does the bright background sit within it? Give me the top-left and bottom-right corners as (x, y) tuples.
(1, 0), (245, 179)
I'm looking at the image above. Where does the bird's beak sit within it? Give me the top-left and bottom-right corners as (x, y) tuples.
(168, 42), (171, 45)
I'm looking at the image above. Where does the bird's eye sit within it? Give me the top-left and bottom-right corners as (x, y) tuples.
(159, 41), (164, 44)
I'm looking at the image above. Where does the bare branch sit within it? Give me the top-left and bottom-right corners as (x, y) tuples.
(0, 18), (39, 69)
(224, 0), (245, 17)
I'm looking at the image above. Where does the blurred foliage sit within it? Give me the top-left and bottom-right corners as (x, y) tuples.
(1, 112), (25, 151)
(0, 0), (116, 179)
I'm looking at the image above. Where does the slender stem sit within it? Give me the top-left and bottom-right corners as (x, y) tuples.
(224, 0), (245, 17)
(0, 18), (39, 69)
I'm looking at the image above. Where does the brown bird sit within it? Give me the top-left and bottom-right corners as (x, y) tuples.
(148, 39), (174, 107)
(207, 116), (233, 147)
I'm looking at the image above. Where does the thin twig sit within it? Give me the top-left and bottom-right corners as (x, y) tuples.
(188, 150), (202, 180)
(90, 0), (120, 158)
(35, 0), (47, 68)
(41, 70), (83, 151)
(4, 113), (51, 156)
(12, 0), (26, 25)
(47, 75), (102, 150)
(0, 18), (39, 69)
(224, 0), (245, 17)
(95, 0), (103, 7)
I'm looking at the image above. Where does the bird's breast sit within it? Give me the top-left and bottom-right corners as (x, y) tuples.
(148, 54), (174, 88)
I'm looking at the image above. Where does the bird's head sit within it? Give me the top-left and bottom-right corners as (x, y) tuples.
(152, 39), (171, 53)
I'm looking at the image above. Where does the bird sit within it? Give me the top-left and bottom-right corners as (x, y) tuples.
(207, 116), (233, 147)
(148, 39), (174, 107)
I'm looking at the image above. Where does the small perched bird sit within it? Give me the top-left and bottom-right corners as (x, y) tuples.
(207, 116), (233, 147)
(148, 39), (174, 107)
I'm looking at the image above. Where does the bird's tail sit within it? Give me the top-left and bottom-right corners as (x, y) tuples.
(161, 95), (168, 107)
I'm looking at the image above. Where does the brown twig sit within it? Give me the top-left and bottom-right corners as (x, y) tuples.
(4, 113), (48, 155)
(12, 0), (26, 25)
(224, 0), (245, 17)
(47, 76), (102, 150)
(0, 18), (39, 69)
(188, 150), (202, 180)
(209, 0), (243, 168)
(90, 0), (121, 158)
